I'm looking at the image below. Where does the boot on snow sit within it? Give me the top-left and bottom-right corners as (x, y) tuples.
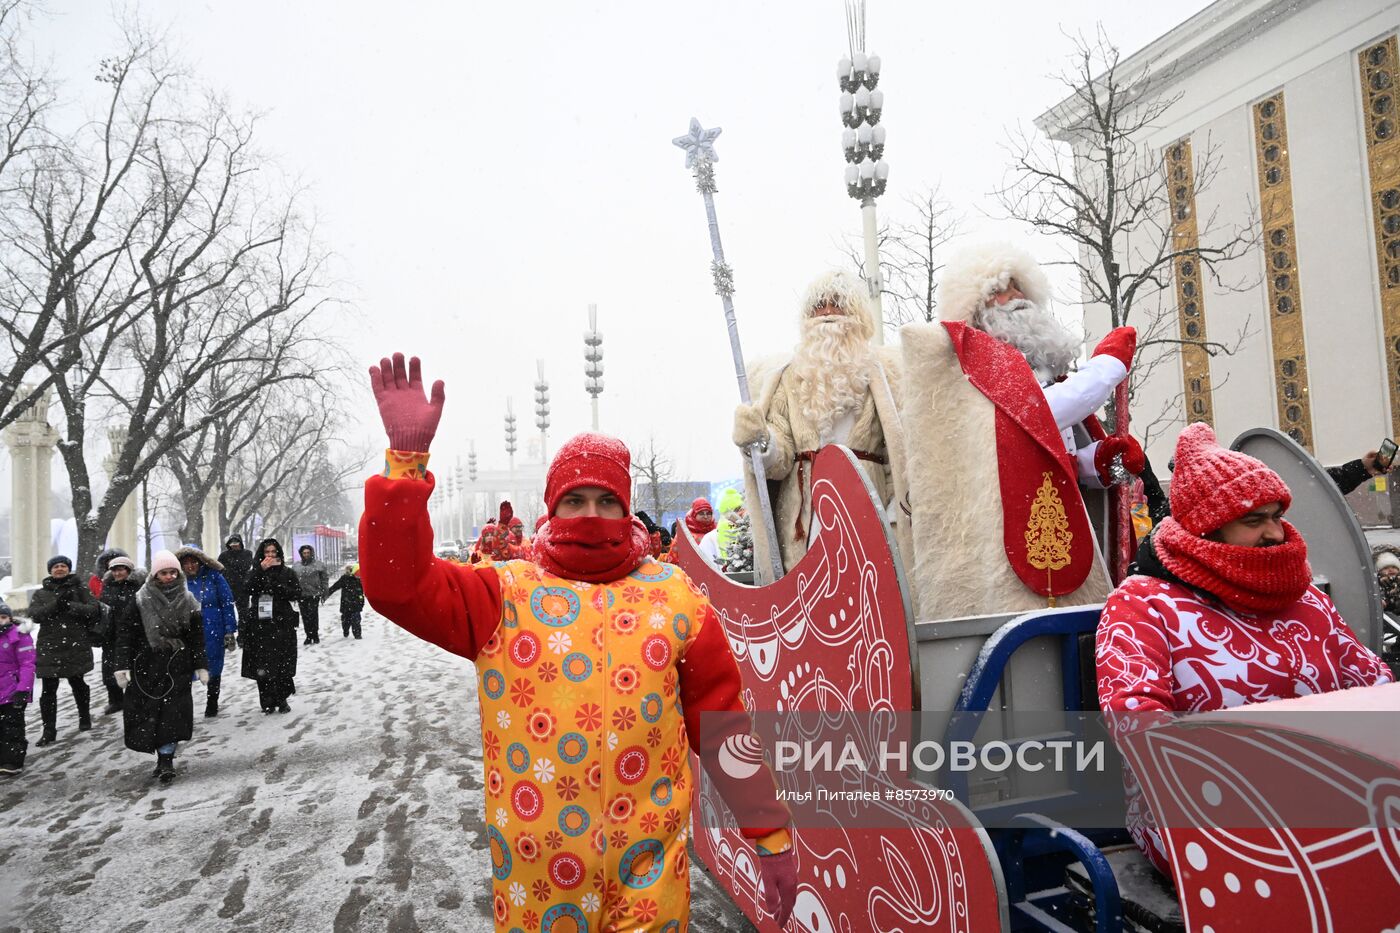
(204, 676), (221, 718)
(156, 753), (175, 783)
(36, 728), (57, 747)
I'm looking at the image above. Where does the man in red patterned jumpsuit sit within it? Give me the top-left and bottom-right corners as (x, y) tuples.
(1096, 421), (1393, 875)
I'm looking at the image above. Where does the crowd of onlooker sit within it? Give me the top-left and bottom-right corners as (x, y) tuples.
(0, 537), (365, 782)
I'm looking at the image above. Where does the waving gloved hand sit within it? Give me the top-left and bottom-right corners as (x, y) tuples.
(1092, 326), (1137, 369)
(1094, 435), (1146, 485)
(759, 850), (798, 927)
(369, 353), (446, 452)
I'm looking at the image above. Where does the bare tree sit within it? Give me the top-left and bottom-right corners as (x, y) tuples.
(630, 434), (676, 520)
(843, 186), (961, 338)
(222, 397), (361, 546)
(0, 0), (66, 430)
(1001, 27), (1258, 445)
(13, 26), (333, 573)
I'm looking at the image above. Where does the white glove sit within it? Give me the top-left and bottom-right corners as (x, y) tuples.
(196, 669), (210, 686)
(733, 403), (769, 448)
(115, 670), (130, 689)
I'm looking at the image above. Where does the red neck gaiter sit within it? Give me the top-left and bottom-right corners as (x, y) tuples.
(532, 515), (651, 583)
(1153, 516), (1312, 614)
(685, 512), (716, 538)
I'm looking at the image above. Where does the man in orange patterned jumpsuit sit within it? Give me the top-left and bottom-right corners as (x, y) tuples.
(361, 354), (797, 932)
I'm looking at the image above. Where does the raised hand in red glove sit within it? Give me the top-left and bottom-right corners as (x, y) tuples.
(1094, 434), (1146, 486)
(759, 850), (798, 928)
(369, 353), (445, 452)
(1092, 326), (1137, 369)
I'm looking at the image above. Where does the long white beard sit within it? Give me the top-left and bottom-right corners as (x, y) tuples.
(791, 317), (872, 437)
(973, 299), (1080, 380)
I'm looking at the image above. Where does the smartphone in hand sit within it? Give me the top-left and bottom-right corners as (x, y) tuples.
(1379, 438), (1397, 471)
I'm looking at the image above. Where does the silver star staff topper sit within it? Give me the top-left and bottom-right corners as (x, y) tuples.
(671, 117), (721, 168)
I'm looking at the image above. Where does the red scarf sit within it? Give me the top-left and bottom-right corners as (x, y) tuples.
(531, 515), (651, 583)
(1153, 516), (1312, 614)
(685, 511), (716, 538)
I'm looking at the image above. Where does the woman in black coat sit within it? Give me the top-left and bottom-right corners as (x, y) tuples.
(97, 557), (144, 715)
(27, 556), (100, 745)
(112, 550), (208, 783)
(240, 538), (301, 714)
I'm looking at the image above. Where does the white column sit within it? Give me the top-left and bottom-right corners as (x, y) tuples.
(104, 427), (139, 557)
(4, 389), (59, 606)
(202, 489), (222, 554)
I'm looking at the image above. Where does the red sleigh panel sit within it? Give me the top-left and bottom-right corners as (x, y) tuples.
(673, 446), (1006, 932)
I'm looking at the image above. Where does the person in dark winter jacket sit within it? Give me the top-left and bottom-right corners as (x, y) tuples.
(28, 556), (100, 746)
(0, 601), (36, 774)
(88, 547), (127, 599)
(241, 539), (301, 713)
(217, 535), (255, 618)
(176, 545), (239, 718)
(324, 564), (365, 638)
(113, 550), (209, 783)
(97, 557), (144, 714)
(291, 545), (329, 645)
(1327, 449), (1391, 495)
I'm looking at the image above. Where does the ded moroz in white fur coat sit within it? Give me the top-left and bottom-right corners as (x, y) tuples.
(902, 241), (1113, 620)
(740, 346), (912, 582)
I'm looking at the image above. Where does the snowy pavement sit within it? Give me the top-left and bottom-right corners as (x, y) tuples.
(0, 606), (754, 932)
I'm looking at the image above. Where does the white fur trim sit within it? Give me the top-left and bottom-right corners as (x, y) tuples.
(799, 269), (875, 338)
(938, 240), (1053, 324)
(17, 620), (35, 635)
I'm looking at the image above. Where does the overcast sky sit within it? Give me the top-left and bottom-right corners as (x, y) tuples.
(20, 0), (1214, 494)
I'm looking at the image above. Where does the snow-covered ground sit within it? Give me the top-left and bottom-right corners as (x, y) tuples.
(1, 606), (753, 932)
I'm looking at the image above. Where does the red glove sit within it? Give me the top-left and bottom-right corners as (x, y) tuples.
(1094, 435), (1146, 485)
(1092, 326), (1137, 369)
(369, 353), (445, 452)
(759, 850), (798, 927)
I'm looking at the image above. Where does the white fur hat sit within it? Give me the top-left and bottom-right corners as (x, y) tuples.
(800, 269), (875, 337)
(937, 240), (1053, 324)
(1377, 551), (1400, 573)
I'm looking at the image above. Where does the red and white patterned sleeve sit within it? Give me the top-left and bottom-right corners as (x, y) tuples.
(1319, 591), (1394, 689)
(1096, 582), (1178, 716)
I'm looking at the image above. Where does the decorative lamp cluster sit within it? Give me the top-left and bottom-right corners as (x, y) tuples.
(534, 359), (550, 462)
(583, 303), (604, 430)
(838, 51), (889, 200)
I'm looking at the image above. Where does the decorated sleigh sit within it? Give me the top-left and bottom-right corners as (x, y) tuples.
(674, 438), (1400, 933)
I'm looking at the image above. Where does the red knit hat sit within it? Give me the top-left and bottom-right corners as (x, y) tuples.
(545, 433), (632, 515)
(498, 501), (514, 526)
(1169, 422), (1292, 535)
(691, 498), (712, 514)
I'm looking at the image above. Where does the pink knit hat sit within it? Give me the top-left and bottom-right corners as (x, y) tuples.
(150, 549), (180, 574)
(1169, 423), (1292, 535)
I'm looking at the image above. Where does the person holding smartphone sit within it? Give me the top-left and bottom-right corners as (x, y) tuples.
(239, 539), (302, 714)
(1327, 438), (1396, 495)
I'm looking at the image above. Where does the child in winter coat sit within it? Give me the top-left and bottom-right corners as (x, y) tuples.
(113, 550), (210, 784)
(324, 564), (365, 638)
(0, 601), (37, 775)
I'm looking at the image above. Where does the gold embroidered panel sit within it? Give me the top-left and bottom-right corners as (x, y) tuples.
(1361, 35), (1400, 440)
(1252, 92), (1314, 451)
(1165, 138), (1215, 427)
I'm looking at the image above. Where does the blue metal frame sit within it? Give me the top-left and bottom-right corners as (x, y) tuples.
(943, 605), (1127, 932)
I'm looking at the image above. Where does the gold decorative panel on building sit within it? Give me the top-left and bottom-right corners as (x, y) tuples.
(1164, 138), (1214, 427)
(1361, 35), (1400, 440)
(1252, 92), (1314, 451)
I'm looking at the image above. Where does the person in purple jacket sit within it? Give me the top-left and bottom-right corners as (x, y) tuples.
(0, 600), (37, 775)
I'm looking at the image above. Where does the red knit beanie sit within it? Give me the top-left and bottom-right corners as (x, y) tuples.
(1169, 422), (1292, 535)
(691, 498), (712, 514)
(545, 433), (632, 515)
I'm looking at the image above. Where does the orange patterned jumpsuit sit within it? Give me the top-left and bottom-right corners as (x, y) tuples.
(360, 458), (790, 932)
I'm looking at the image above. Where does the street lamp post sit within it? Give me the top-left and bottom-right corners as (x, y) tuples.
(455, 463), (466, 546)
(535, 360), (550, 464)
(584, 304), (603, 430)
(444, 473), (456, 546)
(838, 5), (889, 343)
(467, 441), (478, 533)
(505, 399), (518, 504)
